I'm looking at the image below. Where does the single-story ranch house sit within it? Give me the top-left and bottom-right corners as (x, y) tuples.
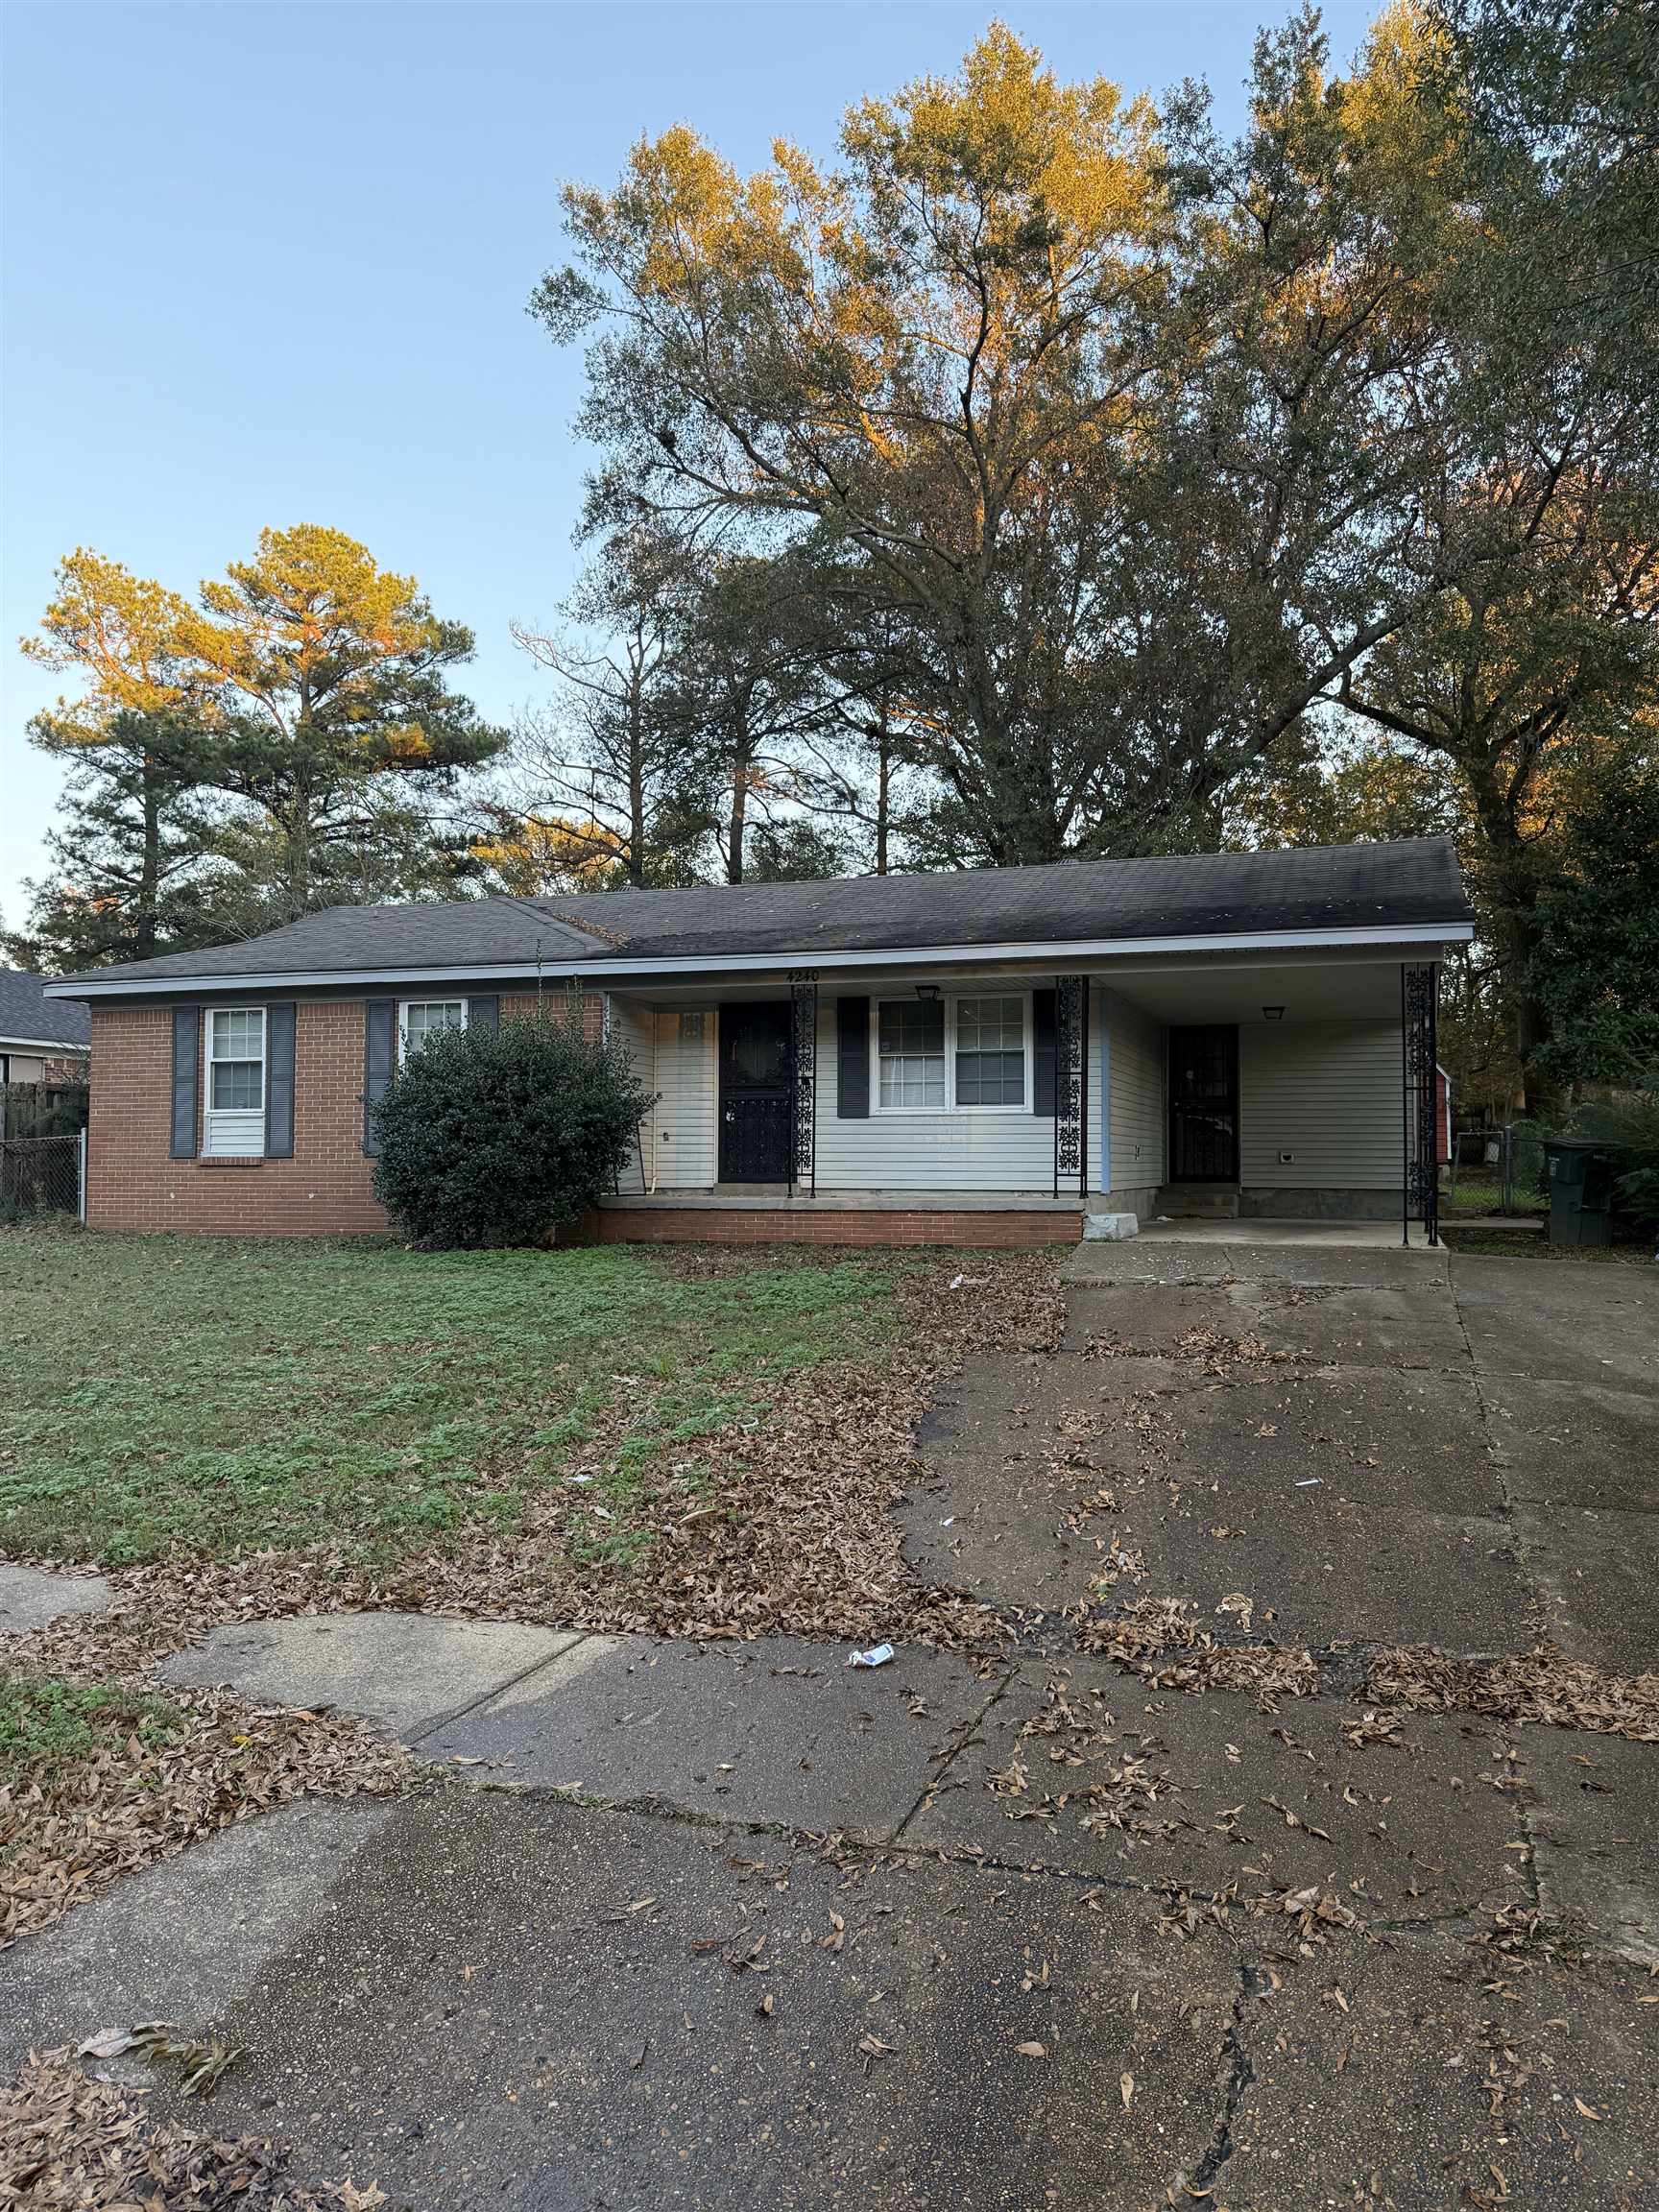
(47, 839), (1470, 1247)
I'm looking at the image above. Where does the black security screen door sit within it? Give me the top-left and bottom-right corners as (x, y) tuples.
(1167, 1024), (1239, 1182)
(718, 1002), (793, 1181)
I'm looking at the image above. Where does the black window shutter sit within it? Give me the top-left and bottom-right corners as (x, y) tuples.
(170, 1005), (199, 1158)
(362, 998), (396, 1157)
(1032, 989), (1057, 1117)
(468, 994), (499, 1034)
(265, 1002), (297, 1159)
(836, 996), (870, 1118)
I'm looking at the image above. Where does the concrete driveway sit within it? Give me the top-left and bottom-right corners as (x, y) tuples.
(3, 1245), (1656, 2210)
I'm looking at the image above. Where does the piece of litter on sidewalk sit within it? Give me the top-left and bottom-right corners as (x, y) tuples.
(1295, 1478), (1323, 1487)
(940, 1517), (955, 1527)
(847, 1644), (896, 1669)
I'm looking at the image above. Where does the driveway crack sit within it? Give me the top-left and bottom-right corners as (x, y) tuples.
(1182, 1956), (1262, 2199)
(888, 1663), (1018, 1846)
(410, 1632), (594, 1748)
(1448, 1255), (1551, 1645)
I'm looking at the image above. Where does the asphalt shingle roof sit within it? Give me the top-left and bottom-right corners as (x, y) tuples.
(50, 838), (1471, 991)
(0, 967), (92, 1046)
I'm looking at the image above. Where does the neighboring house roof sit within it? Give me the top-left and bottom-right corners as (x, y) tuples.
(0, 967), (92, 1049)
(46, 839), (1474, 997)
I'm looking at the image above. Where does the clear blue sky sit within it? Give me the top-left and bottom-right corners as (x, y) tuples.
(1, 0), (1380, 926)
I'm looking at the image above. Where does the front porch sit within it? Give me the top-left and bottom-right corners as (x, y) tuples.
(598, 945), (1445, 1247)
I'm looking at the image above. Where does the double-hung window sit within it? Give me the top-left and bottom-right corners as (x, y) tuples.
(877, 999), (947, 1110)
(874, 993), (1029, 1113)
(204, 1007), (266, 1156)
(954, 995), (1025, 1107)
(399, 998), (466, 1062)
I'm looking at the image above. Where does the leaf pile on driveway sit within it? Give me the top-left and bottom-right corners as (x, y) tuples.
(988, 1670), (1183, 1849)
(0, 2046), (385, 2209)
(0, 1680), (409, 1951)
(1076, 1595), (1319, 1705)
(1073, 1599), (1659, 1743)
(1369, 1644), (1659, 1742)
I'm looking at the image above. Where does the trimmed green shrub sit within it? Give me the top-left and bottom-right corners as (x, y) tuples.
(371, 1011), (655, 1249)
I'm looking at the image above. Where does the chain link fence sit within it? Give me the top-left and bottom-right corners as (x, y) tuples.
(1, 1083), (89, 1223)
(1444, 1121), (1547, 1216)
(0, 1132), (84, 1221)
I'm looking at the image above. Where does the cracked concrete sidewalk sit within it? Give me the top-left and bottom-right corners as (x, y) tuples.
(1, 1244), (1655, 2209)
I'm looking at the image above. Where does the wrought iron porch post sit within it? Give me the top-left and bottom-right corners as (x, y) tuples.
(1401, 960), (1440, 1248)
(788, 972), (818, 1198)
(1054, 975), (1086, 1199)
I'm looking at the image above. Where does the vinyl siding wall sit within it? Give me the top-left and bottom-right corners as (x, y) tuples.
(626, 991), (1400, 1197)
(609, 996), (657, 1191)
(648, 1005), (719, 1187)
(1101, 990), (1166, 1192)
(1238, 1020), (1399, 1189)
(813, 996), (1055, 1191)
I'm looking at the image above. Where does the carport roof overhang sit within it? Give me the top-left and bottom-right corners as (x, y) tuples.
(45, 921), (1472, 1001)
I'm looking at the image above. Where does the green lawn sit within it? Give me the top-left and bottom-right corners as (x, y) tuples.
(0, 1230), (906, 1568)
(0, 1671), (184, 1792)
(1440, 1173), (1545, 1217)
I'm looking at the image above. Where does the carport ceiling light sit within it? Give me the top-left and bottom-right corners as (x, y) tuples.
(1262, 1005), (1286, 1021)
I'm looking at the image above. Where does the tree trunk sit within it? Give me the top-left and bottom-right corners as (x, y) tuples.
(1465, 759), (1557, 1118)
(135, 753), (161, 962)
(727, 739), (749, 885)
(874, 711), (891, 877)
(628, 757), (646, 886)
(283, 785), (312, 922)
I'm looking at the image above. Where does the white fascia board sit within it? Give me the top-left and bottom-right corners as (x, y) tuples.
(0, 1032), (93, 1052)
(44, 920), (1474, 999)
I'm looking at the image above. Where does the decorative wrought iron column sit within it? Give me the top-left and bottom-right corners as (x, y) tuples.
(1053, 975), (1088, 1199)
(788, 972), (818, 1198)
(1401, 961), (1439, 1247)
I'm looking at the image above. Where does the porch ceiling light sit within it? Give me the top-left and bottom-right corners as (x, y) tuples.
(1262, 1005), (1286, 1022)
(914, 982), (941, 1002)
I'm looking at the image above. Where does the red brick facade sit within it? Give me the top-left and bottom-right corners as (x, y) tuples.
(595, 1206), (1081, 1249)
(86, 988), (1073, 1249)
(84, 988), (606, 1238)
(87, 998), (389, 1237)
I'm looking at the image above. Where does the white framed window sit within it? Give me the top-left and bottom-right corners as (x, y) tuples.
(954, 994), (1027, 1108)
(399, 998), (467, 1063)
(872, 993), (1032, 1114)
(877, 998), (947, 1111)
(204, 1006), (265, 1156)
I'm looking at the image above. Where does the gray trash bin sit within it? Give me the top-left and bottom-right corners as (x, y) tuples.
(1544, 1138), (1613, 1247)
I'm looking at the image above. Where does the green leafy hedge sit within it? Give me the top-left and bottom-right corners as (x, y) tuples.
(372, 1011), (655, 1248)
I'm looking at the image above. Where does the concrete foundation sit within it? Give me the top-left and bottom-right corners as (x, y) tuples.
(1092, 1185), (1160, 1217)
(1238, 1186), (1404, 1221)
